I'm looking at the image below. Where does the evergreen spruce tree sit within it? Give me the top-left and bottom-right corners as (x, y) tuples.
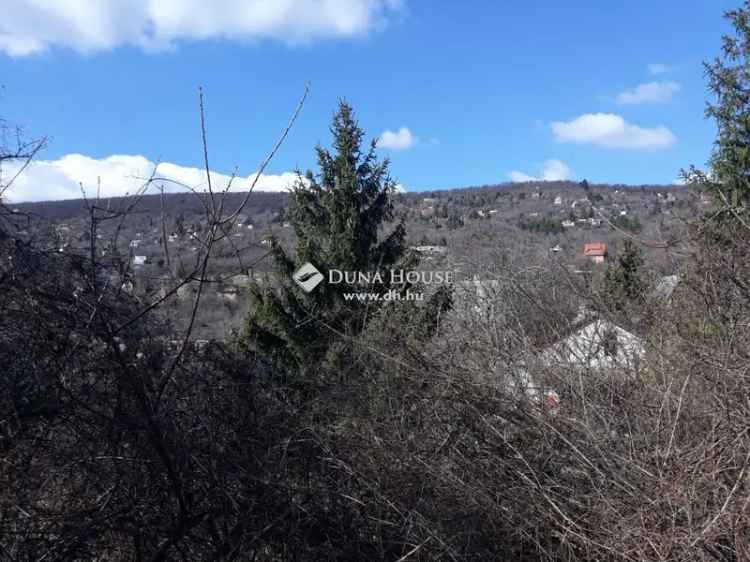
(689, 3), (750, 216)
(601, 239), (645, 312)
(241, 101), (443, 377)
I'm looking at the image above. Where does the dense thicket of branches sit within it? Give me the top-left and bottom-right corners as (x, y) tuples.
(2, 4), (750, 561)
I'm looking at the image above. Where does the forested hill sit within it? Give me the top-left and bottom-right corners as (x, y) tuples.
(11, 179), (684, 221)
(9, 189), (291, 221)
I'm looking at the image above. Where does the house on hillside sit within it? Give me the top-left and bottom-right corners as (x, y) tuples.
(228, 273), (252, 288)
(554, 196), (563, 206)
(538, 319), (644, 371)
(217, 285), (239, 302)
(653, 274), (680, 300)
(410, 245), (447, 255)
(583, 242), (607, 264)
(562, 220), (575, 228)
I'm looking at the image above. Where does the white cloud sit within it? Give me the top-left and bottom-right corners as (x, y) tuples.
(1, 153), (301, 202)
(648, 63), (671, 75)
(616, 81), (681, 105)
(0, 0), (402, 56)
(378, 127), (416, 150)
(551, 113), (676, 150)
(508, 171), (536, 182)
(509, 159), (572, 183)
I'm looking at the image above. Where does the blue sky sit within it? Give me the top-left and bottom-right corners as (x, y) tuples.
(0, 0), (739, 201)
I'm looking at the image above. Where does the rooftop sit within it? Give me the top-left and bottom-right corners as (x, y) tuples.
(583, 242), (607, 257)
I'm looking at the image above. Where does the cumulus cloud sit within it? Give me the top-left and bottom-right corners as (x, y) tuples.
(1, 153), (301, 202)
(648, 63), (672, 75)
(551, 113), (676, 150)
(616, 81), (681, 105)
(0, 0), (403, 56)
(378, 127), (416, 150)
(509, 159), (572, 183)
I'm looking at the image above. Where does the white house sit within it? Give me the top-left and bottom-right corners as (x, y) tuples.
(217, 285), (239, 302)
(132, 255), (147, 266)
(561, 220), (575, 228)
(420, 207), (435, 218)
(229, 274), (252, 287)
(554, 196), (563, 206)
(538, 319), (644, 371)
(410, 245), (447, 254)
(653, 274), (680, 300)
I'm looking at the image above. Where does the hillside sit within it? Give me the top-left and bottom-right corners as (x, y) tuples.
(2, 179), (701, 339)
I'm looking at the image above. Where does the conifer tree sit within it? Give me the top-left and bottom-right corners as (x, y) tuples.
(689, 3), (750, 215)
(241, 101), (439, 375)
(601, 239), (645, 312)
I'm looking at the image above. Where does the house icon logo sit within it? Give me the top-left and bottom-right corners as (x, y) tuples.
(293, 262), (324, 293)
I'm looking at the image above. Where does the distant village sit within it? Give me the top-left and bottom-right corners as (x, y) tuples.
(6, 179), (701, 340)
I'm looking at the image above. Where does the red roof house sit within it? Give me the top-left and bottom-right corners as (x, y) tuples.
(583, 242), (607, 263)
